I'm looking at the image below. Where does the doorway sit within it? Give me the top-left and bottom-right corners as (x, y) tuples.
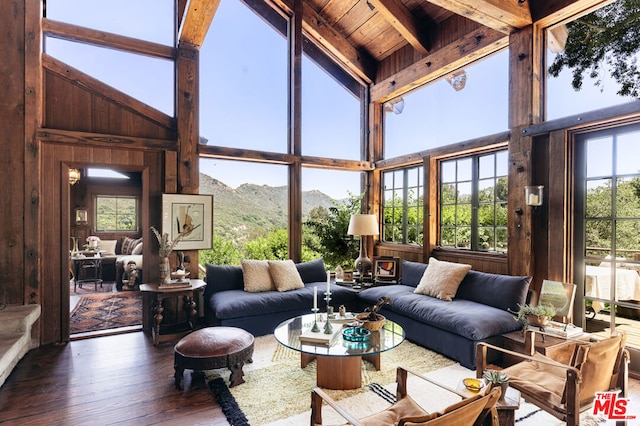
(573, 122), (640, 370)
(68, 167), (144, 339)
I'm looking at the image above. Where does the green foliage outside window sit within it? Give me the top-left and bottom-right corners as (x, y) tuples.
(95, 196), (137, 232)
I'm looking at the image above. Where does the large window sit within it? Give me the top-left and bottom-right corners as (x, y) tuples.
(440, 150), (508, 252)
(382, 166), (424, 245)
(95, 196), (138, 232)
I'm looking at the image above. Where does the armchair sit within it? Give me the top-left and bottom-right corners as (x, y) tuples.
(476, 330), (629, 426)
(310, 366), (501, 426)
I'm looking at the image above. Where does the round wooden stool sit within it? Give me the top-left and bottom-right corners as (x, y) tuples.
(174, 326), (254, 389)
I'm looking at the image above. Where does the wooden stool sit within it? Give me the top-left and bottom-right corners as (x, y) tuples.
(174, 327), (254, 389)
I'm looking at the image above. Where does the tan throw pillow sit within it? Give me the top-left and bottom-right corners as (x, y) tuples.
(241, 260), (276, 292)
(131, 242), (143, 255)
(414, 257), (471, 301)
(268, 260), (304, 292)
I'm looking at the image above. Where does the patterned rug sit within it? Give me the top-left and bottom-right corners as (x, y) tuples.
(70, 292), (142, 334)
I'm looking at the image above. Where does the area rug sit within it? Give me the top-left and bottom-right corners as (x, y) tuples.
(70, 280), (115, 294)
(70, 292), (142, 334)
(207, 335), (607, 426)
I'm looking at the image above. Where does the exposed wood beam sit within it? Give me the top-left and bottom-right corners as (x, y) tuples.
(368, 0), (429, 54)
(198, 145), (373, 171)
(179, 0), (220, 47)
(531, 0), (613, 26)
(36, 128), (177, 150)
(427, 0), (532, 34)
(270, 0), (376, 84)
(42, 54), (175, 130)
(370, 27), (507, 102)
(43, 19), (176, 60)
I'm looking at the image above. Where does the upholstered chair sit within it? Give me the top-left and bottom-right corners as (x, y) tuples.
(476, 330), (629, 426)
(310, 366), (500, 426)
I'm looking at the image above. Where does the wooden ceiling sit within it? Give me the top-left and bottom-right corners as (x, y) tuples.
(180, 0), (595, 92)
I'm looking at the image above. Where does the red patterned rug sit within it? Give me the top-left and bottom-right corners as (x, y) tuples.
(70, 292), (142, 334)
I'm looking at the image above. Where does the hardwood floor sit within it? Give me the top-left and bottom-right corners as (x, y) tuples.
(0, 331), (229, 425)
(2, 330), (640, 425)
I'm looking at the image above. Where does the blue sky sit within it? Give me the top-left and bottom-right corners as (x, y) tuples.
(45, 0), (637, 199)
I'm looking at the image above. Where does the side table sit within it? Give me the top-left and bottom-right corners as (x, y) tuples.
(501, 330), (591, 367)
(140, 280), (206, 345)
(456, 381), (520, 426)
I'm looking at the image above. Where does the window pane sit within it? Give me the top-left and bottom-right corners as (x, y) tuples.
(617, 130), (640, 175)
(478, 179), (495, 202)
(457, 205), (472, 225)
(586, 179), (612, 217)
(384, 50), (508, 159)
(478, 204), (495, 226)
(585, 220), (612, 257)
(586, 137), (613, 178)
(478, 154), (494, 179)
(381, 166), (424, 245)
(457, 183), (472, 203)
(95, 196), (137, 231)
(457, 159), (472, 181)
(441, 161), (456, 183)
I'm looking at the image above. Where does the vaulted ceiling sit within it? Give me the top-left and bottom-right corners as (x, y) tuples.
(180, 0), (591, 96)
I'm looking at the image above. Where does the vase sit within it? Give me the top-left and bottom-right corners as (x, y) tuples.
(70, 237), (79, 257)
(159, 256), (171, 285)
(527, 314), (549, 327)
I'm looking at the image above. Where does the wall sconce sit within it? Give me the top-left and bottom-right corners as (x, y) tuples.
(69, 168), (81, 185)
(525, 185), (544, 206)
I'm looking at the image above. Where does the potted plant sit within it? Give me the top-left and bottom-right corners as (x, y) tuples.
(511, 303), (557, 328)
(356, 296), (391, 331)
(483, 370), (509, 400)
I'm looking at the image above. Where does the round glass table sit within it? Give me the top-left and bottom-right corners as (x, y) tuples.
(274, 313), (405, 389)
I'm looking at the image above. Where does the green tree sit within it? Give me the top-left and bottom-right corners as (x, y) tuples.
(548, 0), (640, 97)
(304, 193), (363, 269)
(244, 228), (289, 260)
(199, 235), (242, 265)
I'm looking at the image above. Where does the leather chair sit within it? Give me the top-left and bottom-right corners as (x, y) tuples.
(476, 330), (629, 426)
(310, 366), (501, 426)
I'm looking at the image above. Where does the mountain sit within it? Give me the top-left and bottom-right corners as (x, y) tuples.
(199, 173), (336, 246)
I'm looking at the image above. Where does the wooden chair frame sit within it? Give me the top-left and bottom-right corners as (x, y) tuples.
(310, 366), (500, 426)
(476, 330), (630, 426)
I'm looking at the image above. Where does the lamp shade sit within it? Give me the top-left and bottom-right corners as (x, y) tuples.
(347, 214), (379, 236)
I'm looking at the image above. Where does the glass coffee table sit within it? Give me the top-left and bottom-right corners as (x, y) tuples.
(274, 313), (405, 390)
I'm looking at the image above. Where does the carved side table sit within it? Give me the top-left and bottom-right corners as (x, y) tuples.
(140, 279), (206, 345)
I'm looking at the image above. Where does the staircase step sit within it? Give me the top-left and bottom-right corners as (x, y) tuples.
(0, 304), (41, 388)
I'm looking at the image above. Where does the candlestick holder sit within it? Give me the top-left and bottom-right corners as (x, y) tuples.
(323, 292), (333, 334)
(311, 307), (320, 332)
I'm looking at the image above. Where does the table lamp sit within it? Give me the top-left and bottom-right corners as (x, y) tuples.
(347, 214), (379, 277)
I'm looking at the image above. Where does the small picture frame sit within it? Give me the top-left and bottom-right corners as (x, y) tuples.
(343, 271), (354, 283)
(373, 256), (401, 281)
(162, 193), (214, 250)
(75, 208), (88, 225)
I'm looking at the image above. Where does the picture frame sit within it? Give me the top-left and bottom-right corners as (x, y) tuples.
(162, 194), (213, 250)
(373, 256), (401, 281)
(343, 271), (354, 283)
(75, 208), (88, 225)
(539, 279), (577, 323)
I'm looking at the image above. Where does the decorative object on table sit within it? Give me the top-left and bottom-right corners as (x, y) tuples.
(323, 271), (333, 334)
(339, 304), (346, 317)
(483, 369), (510, 401)
(538, 279), (576, 324)
(373, 256), (401, 282)
(151, 226), (184, 285)
(347, 214), (379, 279)
(462, 377), (486, 393)
(335, 265), (344, 281)
(176, 251), (186, 271)
(342, 270), (354, 283)
(85, 235), (101, 250)
(510, 303), (557, 330)
(161, 193), (213, 250)
(70, 236), (80, 257)
(342, 326), (371, 342)
(171, 270), (190, 282)
(356, 296), (391, 331)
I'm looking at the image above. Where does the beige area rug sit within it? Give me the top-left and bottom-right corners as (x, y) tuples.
(206, 334), (614, 426)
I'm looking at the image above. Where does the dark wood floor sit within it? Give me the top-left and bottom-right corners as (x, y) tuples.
(2, 330), (640, 425)
(0, 331), (229, 425)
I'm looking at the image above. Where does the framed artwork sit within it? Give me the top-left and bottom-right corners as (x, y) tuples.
(373, 256), (401, 281)
(539, 280), (577, 323)
(75, 208), (88, 225)
(162, 194), (213, 250)
(343, 271), (354, 283)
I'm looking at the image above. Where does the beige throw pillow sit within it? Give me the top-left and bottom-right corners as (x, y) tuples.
(414, 257), (471, 301)
(268, 259), (305, 292)
(241, 260), (276, 292)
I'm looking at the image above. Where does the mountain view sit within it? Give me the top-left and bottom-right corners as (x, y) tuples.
(199, 173), (336, 247)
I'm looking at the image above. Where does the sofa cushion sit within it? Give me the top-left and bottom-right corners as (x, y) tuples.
(131, 242), (143, 255)
(242, 260), (276, 292)
(295, 258), (327, 284)
(205, 264), (244, 297)
(401, 260), (428, 287)
(269, 259), (304, 292)
(455, 270), (531, 312)
(121, 236), (142, 255)
(414, 258), (471, 301)
(100, 239), (118, 256)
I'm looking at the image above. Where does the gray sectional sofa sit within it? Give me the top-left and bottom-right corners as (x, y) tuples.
(203, 258), (531, 369)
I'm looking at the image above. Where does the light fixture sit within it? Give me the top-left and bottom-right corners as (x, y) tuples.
(445, 69), (468, 91)
(525, 185), (544, 206)
(347, 214), (380, 278)
(383, 97), (405, 115)
(69, 168), (81, 185)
